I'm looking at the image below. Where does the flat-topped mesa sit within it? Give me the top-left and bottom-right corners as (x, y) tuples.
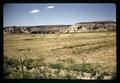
(3, 21), (116, 34)
(61, 21), (116, 33)
(76, 20), (116, 24)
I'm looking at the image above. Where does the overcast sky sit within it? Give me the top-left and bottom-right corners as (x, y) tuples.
(3, 3), (116, 27)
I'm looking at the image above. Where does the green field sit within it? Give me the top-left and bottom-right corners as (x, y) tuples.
(4, 32), (116, 79)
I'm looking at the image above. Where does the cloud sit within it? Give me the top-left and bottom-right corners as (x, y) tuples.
(46, 6), (54, 9)
(30, 10), (40, 14)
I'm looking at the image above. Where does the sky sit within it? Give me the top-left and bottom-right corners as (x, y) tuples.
(3, 3), (116, 27)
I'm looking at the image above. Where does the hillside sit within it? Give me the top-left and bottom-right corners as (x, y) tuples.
(60, 21), (116, 33)
(4, 21), (116, 34)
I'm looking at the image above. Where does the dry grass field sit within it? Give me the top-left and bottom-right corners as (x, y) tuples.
(4, 32), (116, 79)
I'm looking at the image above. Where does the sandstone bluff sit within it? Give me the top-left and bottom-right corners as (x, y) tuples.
(4, 21), (116, 34)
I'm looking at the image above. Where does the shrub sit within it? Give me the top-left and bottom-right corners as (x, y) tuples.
(65, 58), (74, 64)
(23, 58), (45, 70)
(67, 64), (82, 71)
(49, 63), (64, 69)
(4, 56), (46, 79)
(23, 38), (33, 41)
(18, 48), (30, 52)
(64, 74), (74, 79)
(67, 63), (96, 75)
(4, 56), (19, 67)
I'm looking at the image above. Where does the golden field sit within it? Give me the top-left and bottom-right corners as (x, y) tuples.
(4, 32), (116, 79)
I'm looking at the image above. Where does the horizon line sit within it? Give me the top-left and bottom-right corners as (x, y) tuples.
(4, 20), (116, 27)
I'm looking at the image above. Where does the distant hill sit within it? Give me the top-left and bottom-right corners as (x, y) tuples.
(60, 21), (116, 33)
(76, 21), (116, 24)
(3, 21), (116, 34)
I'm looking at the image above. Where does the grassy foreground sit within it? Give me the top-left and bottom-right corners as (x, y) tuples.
(4, 32), (116, 79)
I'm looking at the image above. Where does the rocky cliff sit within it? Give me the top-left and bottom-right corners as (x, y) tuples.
(4, 21), (116, 34)
(60, 21), (116, 33)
